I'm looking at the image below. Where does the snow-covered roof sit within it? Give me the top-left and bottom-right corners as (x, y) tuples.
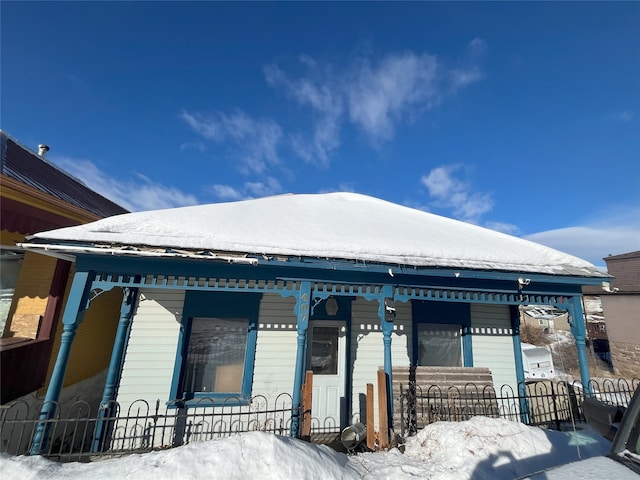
(27, 192), (605, 277)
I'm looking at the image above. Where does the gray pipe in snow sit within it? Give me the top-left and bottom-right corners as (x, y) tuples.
(341, 422), (367, 450)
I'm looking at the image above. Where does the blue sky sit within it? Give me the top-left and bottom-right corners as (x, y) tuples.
(2, 1), (639, 268)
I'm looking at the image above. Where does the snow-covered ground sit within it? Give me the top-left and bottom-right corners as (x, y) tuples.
(0, 416), (611, 480)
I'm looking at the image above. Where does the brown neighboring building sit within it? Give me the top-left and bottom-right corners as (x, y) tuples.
(1, 130), (128, 403)
(600, 251), (640, 377)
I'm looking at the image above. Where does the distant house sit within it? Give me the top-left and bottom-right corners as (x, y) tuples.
(21, 192), (606, 442)
(520, 305), (569, 334)
(599, 251), (640, 377)
(0, 131), (128, 403)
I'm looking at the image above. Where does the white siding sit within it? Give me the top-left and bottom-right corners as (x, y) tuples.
(350, 298), (411, 428)
(116, 289), (184, 409)
(471, 304), (518, 392)
(252, 294), (297, 400)
(114, 290), (296, 450)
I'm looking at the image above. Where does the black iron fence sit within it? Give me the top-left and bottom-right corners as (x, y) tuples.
(398, 378), (639, 438)
(2, 378), (638, 461)
(0, 394), (294, 462)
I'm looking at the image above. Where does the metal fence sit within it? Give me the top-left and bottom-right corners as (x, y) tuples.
(398, 378), (639, 438)
(0, 394), (294, 462)
(3, 378), (638, 461)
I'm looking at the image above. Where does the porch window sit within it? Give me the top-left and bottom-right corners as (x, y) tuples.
(417, 323), (462, 367)
(171, 291), (261, 404)
(182, 317), (247, 394)
(0, 249), (24, 336)
(412, 300), (470, 367)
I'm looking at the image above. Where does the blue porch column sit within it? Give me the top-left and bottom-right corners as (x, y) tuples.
(510, 305), (529, 423)
(30, 270), (96, 455)
(291, 281), (311, 437)
(567, 296), (591, 396)
(92, 287), (138, 452)
(378, 285), (394, 426)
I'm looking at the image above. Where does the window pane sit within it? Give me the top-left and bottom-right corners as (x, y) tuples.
(417, 323), (462, 366)
(0, 251), (23, 336)
(182, 317), (247, 394)
(310, 327), (339, 375)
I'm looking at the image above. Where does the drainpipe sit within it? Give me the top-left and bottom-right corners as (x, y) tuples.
(291, 281), (311, 437)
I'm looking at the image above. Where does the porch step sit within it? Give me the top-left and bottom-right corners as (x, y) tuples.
(391, 366), (498, 432)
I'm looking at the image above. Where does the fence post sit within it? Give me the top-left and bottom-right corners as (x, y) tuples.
(377, 369), (389, 449)
(551, 382), (561, 430)
(366, 383), (375, 451)
(301, 371), (313, 441)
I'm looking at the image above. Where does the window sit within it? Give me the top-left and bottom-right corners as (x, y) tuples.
(171, 291), (261, 404)
(412, 300), (470, 367)
(182, 317), (248, 394)
(309, 326), (339, 375)
(0, 249), (24, 336)
(417, 323), (462, 366)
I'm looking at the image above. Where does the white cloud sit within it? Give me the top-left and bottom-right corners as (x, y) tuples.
(524, 209), (640, 267)
(210, 184), (243, 201)
(346, 52), (442, 142)
(210, 177), (283, 201)
(179, 141), (206, 152)
(467, 38), (488, 58)
(265, 62), (343, 166)
(449, 67), (484, 90)
(421, 165), (493, 223)
(244, 177), (283, 197)
(180, 110), (283, 175)
(613, 111), (633, 122)
(52, 157), (198, 212)
(264, 43), (485, 164)
(484, 221), (521, 236)
(318, 182), (357, 194)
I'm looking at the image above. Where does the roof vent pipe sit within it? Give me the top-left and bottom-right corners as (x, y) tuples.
(38, 144), (50, 158)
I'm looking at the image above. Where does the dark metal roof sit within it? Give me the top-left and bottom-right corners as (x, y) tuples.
(1, 131), (128, 218)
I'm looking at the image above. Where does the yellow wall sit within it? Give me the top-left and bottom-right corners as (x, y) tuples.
(5, 249), (122, 390)
(4, 251), (58, 338)
(44, 279), (123, 389)
(1, 229), (25, 246)
(3, 181), (123, 394)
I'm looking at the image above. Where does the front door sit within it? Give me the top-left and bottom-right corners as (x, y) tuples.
(307, 321), (346, 432)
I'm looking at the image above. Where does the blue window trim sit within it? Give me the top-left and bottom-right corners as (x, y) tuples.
(169, 291), (262, 407)
(411, 300), (473, 367)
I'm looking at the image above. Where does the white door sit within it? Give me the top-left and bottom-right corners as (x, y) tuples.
(308, 321), (346, 432)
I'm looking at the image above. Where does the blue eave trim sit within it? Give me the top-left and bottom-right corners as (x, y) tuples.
(52, 248), (611, 285)
(73, 254), (601, 297)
